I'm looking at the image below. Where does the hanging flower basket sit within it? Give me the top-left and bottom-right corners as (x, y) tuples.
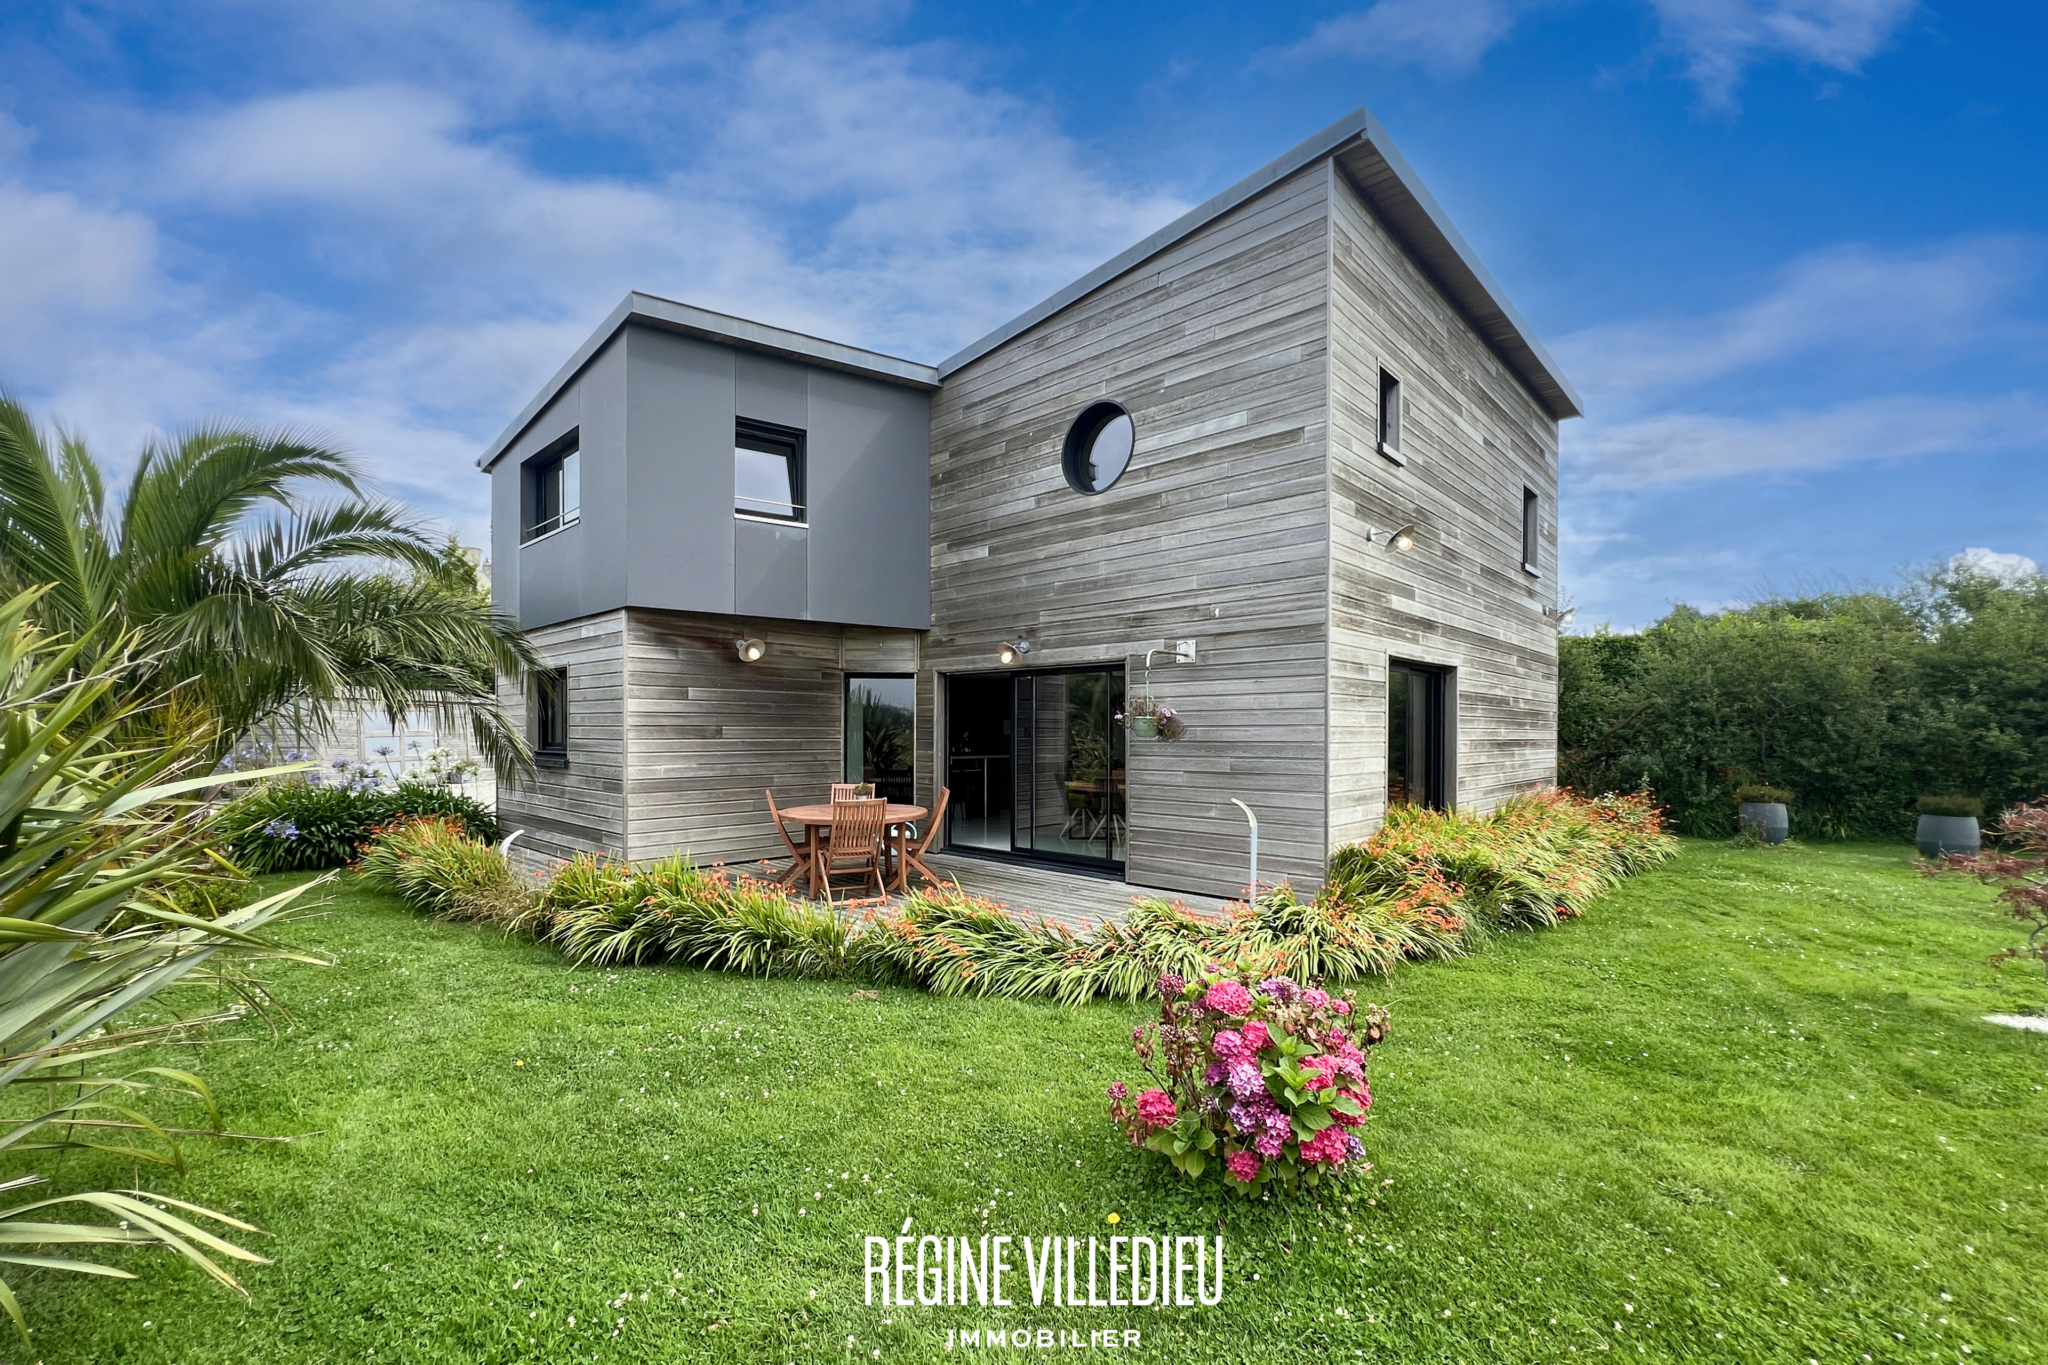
(1119, 696), (1185, 741)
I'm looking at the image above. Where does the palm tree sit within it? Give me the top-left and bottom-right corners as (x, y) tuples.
(0, 393), (536, 774)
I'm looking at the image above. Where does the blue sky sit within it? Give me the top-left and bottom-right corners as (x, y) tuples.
(2, 0), (2042, 627)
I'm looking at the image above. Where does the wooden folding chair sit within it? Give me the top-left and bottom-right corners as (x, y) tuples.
(830, 783), (862, 801)
(765, 789), (814, 892)
(899, 786), (951, 890)
(817, 797), (889, 901)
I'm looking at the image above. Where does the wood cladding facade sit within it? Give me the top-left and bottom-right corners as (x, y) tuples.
(494, 136), (1563, 899)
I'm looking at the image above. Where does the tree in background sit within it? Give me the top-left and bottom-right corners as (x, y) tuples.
(0, 394), (536, 775)
(1560, 567), (2048, 839)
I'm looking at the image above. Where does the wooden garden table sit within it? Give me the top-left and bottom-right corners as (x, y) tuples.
(776, 801), (928, 895)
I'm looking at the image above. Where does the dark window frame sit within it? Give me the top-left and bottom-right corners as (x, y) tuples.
(1377, 369), (1404, 465)
(1060, 401), (1136, 495)
(534, 667), (569, 767)
(1521, 486), (1541, 576)
(733, 418), (808, 524)
(521, 429), (581, 544)
(845, 673), (917, 806)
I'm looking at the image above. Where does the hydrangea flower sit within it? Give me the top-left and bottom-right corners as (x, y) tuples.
(1106, 1081), (1129, 1101)
(1344, 1132), (1366, 1162)
(1226, 1150), (1262, 1183)
(1299, 1125), (1350, 1165)
(1257, 977), (1298, 1005)
(1226, 1062), (1264, 1101)
(1156, 973), (1185, 998)
(1203, 1062), (1227, 1087)
(1334, 999), (1353, 1016)
(1239, 1020), (1271, 1054)
(1301, 987), (1329, 1009)
(1203, 980), (1253, 1017)
(1135, 1089), (1178, 1129)
(1210, 1029), (1246, 1064)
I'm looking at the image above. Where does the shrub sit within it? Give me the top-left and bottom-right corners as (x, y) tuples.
(1928, 798), (2048, 992)
(356, 817), (532, 927)
(1108, 968), (1387, 1193)
(1734, 784), (1795, 805)
(367, 791), (1669, 1002)
(1917, 794), (1984, 818)
(1327, 790), (1676, 933)
(540, 855), (852, 976)
(221, 779), (498, 872)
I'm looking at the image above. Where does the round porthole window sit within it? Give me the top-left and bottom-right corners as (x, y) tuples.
(1061, 401), (1135, 495)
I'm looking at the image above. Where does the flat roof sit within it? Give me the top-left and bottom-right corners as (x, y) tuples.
(477, 293), (940, 470)
(937, 106), (1582, 420)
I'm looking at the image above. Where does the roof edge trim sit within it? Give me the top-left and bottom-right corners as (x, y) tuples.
(934, 106), (1582, 420)
(477, 293), (940, 471)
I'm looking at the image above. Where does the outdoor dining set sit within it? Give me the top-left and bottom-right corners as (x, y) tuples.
(764, 785), (953, 899)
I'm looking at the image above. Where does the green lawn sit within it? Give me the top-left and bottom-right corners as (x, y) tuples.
(25, 842), (2048, 1363)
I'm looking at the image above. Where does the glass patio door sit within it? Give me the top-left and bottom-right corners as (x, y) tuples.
(945, 667), (1125, 869)
(1388, 660), (1449, 810)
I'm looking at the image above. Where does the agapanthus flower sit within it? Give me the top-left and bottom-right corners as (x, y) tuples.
(1106, 1081), (1129, 1101)
(263, 818), (300, 840)
(1226, 1150), (1262, 1183)
(1203, 980), (1253, 1017)
(1135, 1089), (1178, 1129)
(1240, 1020), (1271, 1053)
(1257, 977), (1298, 1004)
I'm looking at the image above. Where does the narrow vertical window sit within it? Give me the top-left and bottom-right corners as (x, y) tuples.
(522, 430), (581, 542)
(534, 668), (569, 765)
(1377, 369), (1404, 464)
(734, 419), (806, 523)
(1522, 487), (1540, 575)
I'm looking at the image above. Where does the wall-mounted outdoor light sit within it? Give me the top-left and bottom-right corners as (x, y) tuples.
(735, 637), (767, 662)
(1368, 523), (1417, 553)
(997, 640), (1032, 665)
(1544, 606), (1576, 628)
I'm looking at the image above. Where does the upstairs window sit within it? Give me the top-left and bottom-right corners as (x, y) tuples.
(1377, 369), (1404, 464)
(735, 419), (806, 524)
(534, 668), (569, 765)
(1522, 487), (1541, 575)
(523, 431), (580, 542)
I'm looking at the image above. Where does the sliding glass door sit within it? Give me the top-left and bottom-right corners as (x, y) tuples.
(945, 667), (1126, 869)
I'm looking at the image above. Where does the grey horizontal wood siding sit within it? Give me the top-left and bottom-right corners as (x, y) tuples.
(926, 164), (1337, 900)
(622, 609), (921, 867)
(496, 612), (628, 869)
(1324, 162), (1559, 848)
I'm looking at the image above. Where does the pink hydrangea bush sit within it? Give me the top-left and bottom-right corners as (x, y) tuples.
(1108, 968), (1388, 1194)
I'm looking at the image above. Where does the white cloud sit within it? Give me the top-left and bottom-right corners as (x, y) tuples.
(1566, 392), (2048, 490)
(1276, 0), (1525, 75)
(1948, 547), (2040, 585)
(1646, 0), (1918, 108)
(0, 4), (1193, 539)
(1555, 236), (2041, 401)
(1268, 0), (1914, 104)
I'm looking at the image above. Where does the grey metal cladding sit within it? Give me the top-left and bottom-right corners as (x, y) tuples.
(479, 292), (939, 473)
(935, 105), (1581, 421)
(496, 321), (933, 633)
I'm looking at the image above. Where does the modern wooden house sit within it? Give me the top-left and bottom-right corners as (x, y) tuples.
(481, 107), (1581, 898)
